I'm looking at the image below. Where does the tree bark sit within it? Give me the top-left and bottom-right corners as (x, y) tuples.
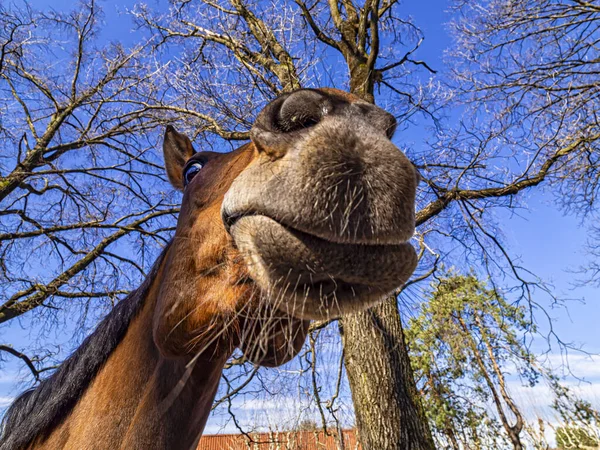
(339, 43), (435, 448)
(457, 314), (524, 450)
(341, 298), (435, 450)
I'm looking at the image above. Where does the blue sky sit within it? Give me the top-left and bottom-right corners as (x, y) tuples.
(1, 0), (598, 443)
(402, 0), (598, 353)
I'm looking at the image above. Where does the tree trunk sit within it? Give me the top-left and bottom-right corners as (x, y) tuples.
(340, 53), (434, 449)
(457, 314), (524, 450)
(475, 313), (524, 450)
(427, 372), (460, 450)
(341, 297), (435, 450)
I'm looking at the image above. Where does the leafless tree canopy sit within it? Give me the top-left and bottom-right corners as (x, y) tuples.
(448, 0), (600, 283)
(1, 0), (598, 447)
(0, 2), (176, 353)
(129, 0), (585, 299)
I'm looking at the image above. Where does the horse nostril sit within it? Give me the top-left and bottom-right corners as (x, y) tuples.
(354, 103), (397, 139)
(276, 89), (329, 133)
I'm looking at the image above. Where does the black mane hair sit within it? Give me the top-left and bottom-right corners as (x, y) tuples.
(0, 246), (169, 450)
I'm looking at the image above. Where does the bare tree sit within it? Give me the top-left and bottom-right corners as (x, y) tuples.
(0, 1), (175, 372)
(134, 2), (436, 448)
(131, 1), (591, 449)
(2, 1), (593, 448)
(447, 0), (600, 283)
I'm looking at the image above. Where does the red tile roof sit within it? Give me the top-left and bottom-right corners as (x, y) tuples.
(198, 429), (361, 449)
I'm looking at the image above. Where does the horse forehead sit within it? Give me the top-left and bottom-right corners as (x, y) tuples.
(202, 143), (258, 191)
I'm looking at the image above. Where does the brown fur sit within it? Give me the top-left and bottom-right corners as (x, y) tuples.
(6, 89), (418, 450)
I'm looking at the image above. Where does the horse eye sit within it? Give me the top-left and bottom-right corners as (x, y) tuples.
(183, 162), (204, 187)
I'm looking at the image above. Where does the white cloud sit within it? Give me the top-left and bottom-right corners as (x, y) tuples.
(462, 378), (600, 448)
(233, 397), (305, 411)
(541, 353), (600, 380)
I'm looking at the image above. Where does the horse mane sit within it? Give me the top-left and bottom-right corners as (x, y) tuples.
(0, 245), (170, 450)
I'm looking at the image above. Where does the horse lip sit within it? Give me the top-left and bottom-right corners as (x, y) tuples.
(222, 210), (411, 246)
(222, 210), (244, 233)
(227, 214), (418, 314)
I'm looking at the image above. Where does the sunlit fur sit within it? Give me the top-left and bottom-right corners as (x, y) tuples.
(0, 89), (418, 450)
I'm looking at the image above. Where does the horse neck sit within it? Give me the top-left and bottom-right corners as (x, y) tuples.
(41, 250), (230, 450)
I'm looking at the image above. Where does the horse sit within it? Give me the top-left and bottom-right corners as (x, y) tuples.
(0, 88), (419, 450)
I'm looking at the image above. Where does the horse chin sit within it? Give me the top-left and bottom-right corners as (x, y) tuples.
(229, 215), (418, 320)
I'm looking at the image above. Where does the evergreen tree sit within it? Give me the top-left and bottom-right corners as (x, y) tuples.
(407, 272), (539, 449)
